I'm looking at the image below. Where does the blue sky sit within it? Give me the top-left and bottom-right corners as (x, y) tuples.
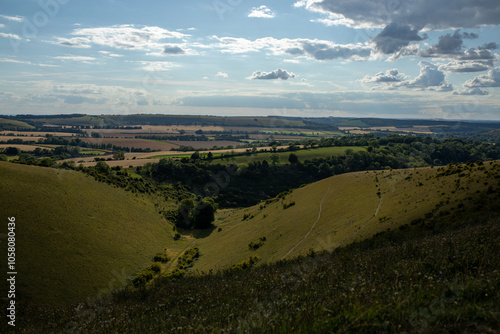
(0, 0), (499, 120)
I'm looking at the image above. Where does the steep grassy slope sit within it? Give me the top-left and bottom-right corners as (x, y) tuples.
(189, 160), (500, 272)
(0, 162), (188, 305)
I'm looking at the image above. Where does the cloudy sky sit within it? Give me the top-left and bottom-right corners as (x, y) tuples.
(0, 0), (499, 120)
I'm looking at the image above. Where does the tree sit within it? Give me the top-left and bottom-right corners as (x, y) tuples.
(39, 157), (54, 167)
(288, 153), (298, 164)
(269, 153), (280, 165)
(95, 161), (111, 175)
(113, 150), (125, 160)
(190, 151), (200, 161)
(176, 197), (217, 229)
(5, 147), (19, 156)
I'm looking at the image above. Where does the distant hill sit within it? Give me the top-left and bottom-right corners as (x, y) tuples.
(0, 118), (34, 129)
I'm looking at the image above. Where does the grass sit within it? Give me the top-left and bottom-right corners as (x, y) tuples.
(0, 118), (34, 129)
(2, 158), (500, 332)
(209, 146), (366, 165)
(16, 208), (500, 333)
(0, 162), (189, 306)
(189, 160), (500, 273)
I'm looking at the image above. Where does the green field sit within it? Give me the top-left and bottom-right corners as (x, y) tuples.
(337, 119), (369, 127)
(258, 129), (342, 137)
(210, 146), (366, 165)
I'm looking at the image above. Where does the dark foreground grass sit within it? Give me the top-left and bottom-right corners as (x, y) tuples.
(12, 210), (499, 333)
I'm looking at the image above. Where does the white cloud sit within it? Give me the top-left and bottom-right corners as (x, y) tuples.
(0, 58), (32, 65)
(98, 51), (123, 57)
(360, 69), (407, 84)
(439, 60), (494, 73)
(53, 25), (189, 52)
(404, 61), (453, 91)
(211, 36), (371, 61)
(362, 61), (453, 92)
(0, 15), (23, 22)
(283, 59), (300, 63)
(293, 0), (307, 8)
(464, 67), (500, 88)
(138, 61), (177, 72)
(248, 5), (276, 18)
(52, 37), (92, 48)
(216, 72), (228, 78)
(0, 23), (5, 29)
(54, 56), (96, 63)
(0, 58), (57, 67)
(250, 68), (296, 80)
(453, 87), (489, 96)
(0, 32), (21, 40)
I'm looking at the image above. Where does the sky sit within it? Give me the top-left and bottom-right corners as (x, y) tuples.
(0, 0), (499, 120)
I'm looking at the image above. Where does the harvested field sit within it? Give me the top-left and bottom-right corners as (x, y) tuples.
(169, 140), (243, 149)
(0, 144), (54, 151)
(0, 131), (82, 137)
(81, 138), (180, 150)
(83, 125), (225, 137)
(0, 136), (45, 141)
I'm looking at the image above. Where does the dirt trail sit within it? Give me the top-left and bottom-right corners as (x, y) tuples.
(337, 177), (382, 248)
(281, 177), (334, 260)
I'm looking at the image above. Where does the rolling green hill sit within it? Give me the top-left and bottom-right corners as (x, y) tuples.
(14, 160), (500, 333)
(0, 162), (188, 305)
(187, 160), (500, 273)
(0, 118), (34, 129)
(1, 158), (499, 311)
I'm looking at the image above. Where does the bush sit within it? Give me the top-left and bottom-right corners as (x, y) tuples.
(153, 252), (170, 263)
(283, 201), (295, 209)
(231, 255), (260, 271)
(248, 236), (266, 250)
(174, 197), (218, 229)
(132, 263), (162, 287)
(173, 233), (181, 241)
(177, 248), (200, 269)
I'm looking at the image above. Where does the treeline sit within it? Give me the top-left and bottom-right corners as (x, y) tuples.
(1, 134), (157, 155)
(139, 135), (500, 207)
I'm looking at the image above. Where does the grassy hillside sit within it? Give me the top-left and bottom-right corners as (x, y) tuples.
(187, 160), (500, 273)
(0, 118), (34, 129)
(17, 182), (500, 332)
(0, 162), (189, 305)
